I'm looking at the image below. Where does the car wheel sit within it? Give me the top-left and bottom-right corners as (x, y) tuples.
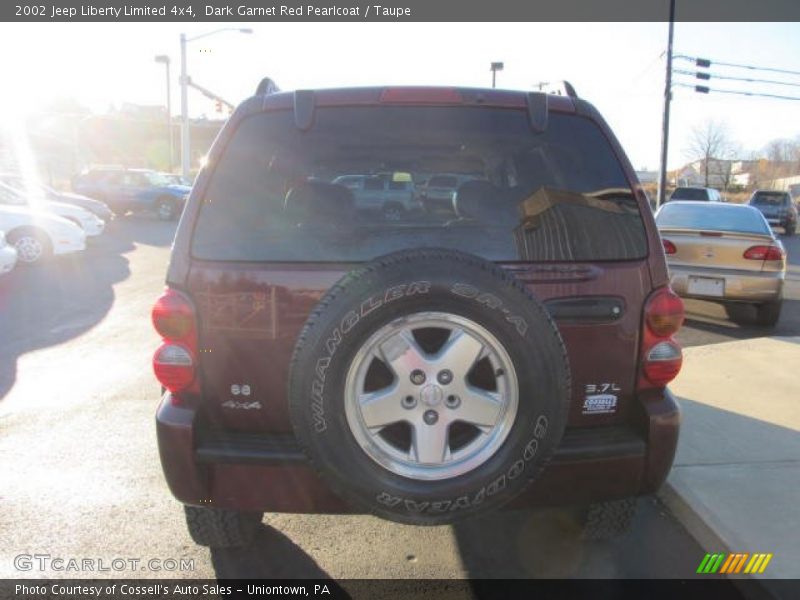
(156, 198), (177, 221)
(288, 248), (570, 525)
(581, 498), (637, 540)
(183, 505), (261, 548)
(785, 223), (796, 236)
(8, 229), (52, 265)
(755, 298), (782, 327)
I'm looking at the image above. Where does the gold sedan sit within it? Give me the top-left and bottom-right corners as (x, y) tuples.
(655, 201), (786, 326)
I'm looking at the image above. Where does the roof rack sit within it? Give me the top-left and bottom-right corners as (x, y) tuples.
(255, 77), (280, 96)
(533, 80), (578, 98)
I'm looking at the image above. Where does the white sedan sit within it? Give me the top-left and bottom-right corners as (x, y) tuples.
(0, 205), (86, 264)
(0, 181), (105, 237)
(0, 230), (17, 274)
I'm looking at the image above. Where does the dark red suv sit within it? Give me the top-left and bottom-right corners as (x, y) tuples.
(153, 82), (684, 548)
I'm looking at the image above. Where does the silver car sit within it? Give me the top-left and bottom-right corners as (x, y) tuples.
(656, 201), (785, 326)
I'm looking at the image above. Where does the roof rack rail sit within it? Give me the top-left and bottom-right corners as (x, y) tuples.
(255, 77), (280, 96)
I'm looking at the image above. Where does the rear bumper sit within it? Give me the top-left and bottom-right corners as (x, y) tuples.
(156, 389), (681, 513)
(668, 265), (784, 303)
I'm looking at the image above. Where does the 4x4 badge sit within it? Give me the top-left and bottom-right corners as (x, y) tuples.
(221, 400), (262, 410)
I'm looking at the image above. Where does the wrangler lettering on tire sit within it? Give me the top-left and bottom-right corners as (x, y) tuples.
(288, 249), (570, 525)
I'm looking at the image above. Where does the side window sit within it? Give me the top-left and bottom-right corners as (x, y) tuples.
(363, 178), (385, 191)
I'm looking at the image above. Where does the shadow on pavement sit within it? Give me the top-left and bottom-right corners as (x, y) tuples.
(210, 523), (333, 578)
(0, 217), (177, 401)
(452, 497), (706, 578)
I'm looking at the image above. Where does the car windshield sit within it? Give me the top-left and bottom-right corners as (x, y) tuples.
(656, 203), (771, 235)
(670, 188), (708, 201)
(751, 192), (785, 206)
(193, 106), (648, 263)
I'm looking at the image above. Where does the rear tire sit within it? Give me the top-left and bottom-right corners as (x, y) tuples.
(183, 505), (261, 548)
(785, 223), (796, 237)
(755, 299), (782, 328)
(581, 498), (637, 540)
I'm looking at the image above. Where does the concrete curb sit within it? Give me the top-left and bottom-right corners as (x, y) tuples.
(659, 482), (785, 600)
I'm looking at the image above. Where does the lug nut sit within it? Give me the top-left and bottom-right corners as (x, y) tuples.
(402, 395), (416, 409)
(445, 395), (461, 409)
(437, 369), (453, 385)
(423, 410), (439, 425)
(410, 369), (426, 385)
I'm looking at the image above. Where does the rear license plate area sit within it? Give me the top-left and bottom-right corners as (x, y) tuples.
(688, 276), (725, 297)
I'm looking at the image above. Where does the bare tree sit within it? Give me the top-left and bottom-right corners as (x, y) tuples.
(684, 120), (737, 189)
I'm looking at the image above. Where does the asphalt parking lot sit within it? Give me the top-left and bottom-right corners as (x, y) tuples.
(0, 217), (796, 580)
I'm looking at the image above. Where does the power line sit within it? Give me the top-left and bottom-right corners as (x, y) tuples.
(674, 68), (800, 89)
(673, 82), (800, 102)
(674, 54), (800, 78)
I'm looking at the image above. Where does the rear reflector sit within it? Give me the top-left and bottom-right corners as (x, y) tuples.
(743, 245), (784, 261)
(645, 287), (685, 337)
(153, 343), (195, 392)
(643, 341), (683, 386)
(380, 87), (463, 104)
(662, 239), (677, 255)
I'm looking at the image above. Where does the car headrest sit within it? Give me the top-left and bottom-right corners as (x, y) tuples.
(453, 180), (518, 227)
(284, 181), (356, 227)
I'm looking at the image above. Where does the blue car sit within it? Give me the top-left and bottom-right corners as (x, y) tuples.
(72, 168), (191, 221)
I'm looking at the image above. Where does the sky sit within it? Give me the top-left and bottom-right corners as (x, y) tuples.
(0, 21), (798, 171)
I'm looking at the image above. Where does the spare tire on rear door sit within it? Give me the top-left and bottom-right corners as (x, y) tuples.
(288, 248), (570, 525)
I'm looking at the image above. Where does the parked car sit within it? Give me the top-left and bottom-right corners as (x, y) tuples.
(656, 201), (785, 326)
(0, 230), (18, 275)
(748, 190), (797, 236)
(332, 174), (421, 220)
(0, 182), (105, 237)
(72, 168), (190, 221)
(163, 173), (193, 187)
(418, 174), (476, 212)
(0, 173), (113, 222)
(668, 186), (724, 203)
(0, 205), (86, 264)
(153, 83), (685, 548)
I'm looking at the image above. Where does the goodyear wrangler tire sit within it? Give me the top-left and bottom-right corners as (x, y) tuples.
(288, 248), (570, 525)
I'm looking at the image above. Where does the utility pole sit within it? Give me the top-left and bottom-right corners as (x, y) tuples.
(154, 55), (173, 171)
(656, 0), (676, 209)
(179, 33), (189, 179)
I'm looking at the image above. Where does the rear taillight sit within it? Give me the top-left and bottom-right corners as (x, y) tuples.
(743, 245), (784, 261)
(662, 239), (677, 255)
(152, 289), (196, 339)
(153, 344), (195, 392)
(152, 288), (198, 398)
(645, 286), (684, 337)
(639, 287), (684, 389)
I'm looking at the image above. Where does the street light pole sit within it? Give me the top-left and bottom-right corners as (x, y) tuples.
(179, 33), (189, 179)
(154, 55), (173, 172)
(656, 0), (676, 209)
(490, 62), (504, 89)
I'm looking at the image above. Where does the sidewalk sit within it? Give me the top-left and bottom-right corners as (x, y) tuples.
(659, 336), (800, 589)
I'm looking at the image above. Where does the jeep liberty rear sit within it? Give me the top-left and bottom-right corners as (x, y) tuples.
(154, 84), (683, 546)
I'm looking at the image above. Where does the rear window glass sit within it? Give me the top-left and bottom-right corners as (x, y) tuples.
(192, 106), (647, 262)
(656, 204), (770, 235)
(751, 192), (786, 206)
(670, 188), (708, 201)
